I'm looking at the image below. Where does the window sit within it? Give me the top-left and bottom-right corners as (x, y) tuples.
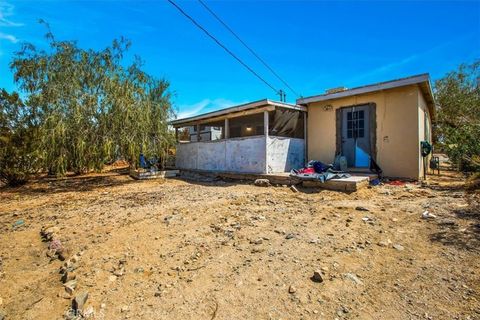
(347, 110), (365, 139)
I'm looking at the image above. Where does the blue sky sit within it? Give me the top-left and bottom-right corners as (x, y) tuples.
(0, 0), (479, 118)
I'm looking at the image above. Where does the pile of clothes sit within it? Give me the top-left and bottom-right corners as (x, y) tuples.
(291, 160), (351, 183)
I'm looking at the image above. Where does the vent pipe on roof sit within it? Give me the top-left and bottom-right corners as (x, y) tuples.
(326, 87), (348, 94)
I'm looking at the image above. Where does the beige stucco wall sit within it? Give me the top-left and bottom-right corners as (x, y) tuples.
(418, 90), (432, 177)
(307, 85), (428, 179)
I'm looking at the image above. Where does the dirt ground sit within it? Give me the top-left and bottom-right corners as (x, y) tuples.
(0, 169), (478, 320)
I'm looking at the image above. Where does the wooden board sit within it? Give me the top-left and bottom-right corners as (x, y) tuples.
(129, 169), (179, 180)
(302, 176), (370, 192)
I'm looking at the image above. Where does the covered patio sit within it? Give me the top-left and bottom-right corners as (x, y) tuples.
(170, 99), (307, 174)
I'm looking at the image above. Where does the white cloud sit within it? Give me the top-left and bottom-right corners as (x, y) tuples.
(0, 1), (24, 27)
(176, 98), (248, 119)
(0, 31), (18, 43)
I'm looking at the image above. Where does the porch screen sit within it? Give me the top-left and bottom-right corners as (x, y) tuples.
(269, 108), (304, 139)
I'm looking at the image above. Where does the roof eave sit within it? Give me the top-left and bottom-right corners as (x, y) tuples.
(296, 73), (431, 105)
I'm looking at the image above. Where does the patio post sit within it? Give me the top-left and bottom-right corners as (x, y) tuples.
(224, 118), (229, 139)
(264, 110), (269, 174)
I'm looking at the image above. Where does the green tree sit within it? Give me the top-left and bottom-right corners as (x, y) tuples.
(9, 22), (175, 176)
(434, 60), (480, 171)
(0, 90), (41, 186)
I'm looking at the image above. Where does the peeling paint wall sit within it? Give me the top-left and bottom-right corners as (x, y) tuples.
(175, 136), (266, 173)
(267, 137), (305, 173)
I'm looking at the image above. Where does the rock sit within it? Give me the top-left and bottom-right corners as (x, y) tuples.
(83, 306), (95, 318)
(422, 211), (437, 219)
(121, 305), (130, 313)
(41, 226), (60, 241)
(393, 244), (405, 251)
(285, 233), (295, 240)
(288, 285), (296, 294)
(355, 206), (369, 211)
(72, 291), (88, 311)
(377, 239), (392, 247)
(64, 280), (78, 294)
(109, 275), (117, 282)
(254, 179), (271, 187)
(311, 270), (324, 283)
(61, 271), (77, 284)
(290, 185), (299, 193)
(344, 273), (363, 285)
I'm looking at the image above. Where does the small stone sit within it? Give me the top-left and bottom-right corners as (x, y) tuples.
(311, 270), (324, 283)
(121, 305), (130, 313)
(393, 244), (404, 251)
(285, 233), (295, 240)
(64, 280), (77, 294)
(61, 271), (76, 283)
(254, 179), (271, 187)
(109, 275), (117, 282)
(355, 206), (369, 211)
(83, 306), (95, 318)
(288, 285), (296, 294)
(344, 273), (363, 285)
(290, 185), (299, 193)
(72, 291), (88, 311)
(377, 239), (391, 247)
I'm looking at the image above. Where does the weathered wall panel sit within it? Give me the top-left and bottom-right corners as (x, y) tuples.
(267, 137), (305, 173)
(197, 141), (227, 171)
(175, 136), (266, 173)
(175, 142), (198, 169)
(225, 136), (266, 173)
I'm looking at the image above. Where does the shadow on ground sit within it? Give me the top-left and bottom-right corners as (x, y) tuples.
(0, 172), (137, 196)
(430, 192), (480, 252)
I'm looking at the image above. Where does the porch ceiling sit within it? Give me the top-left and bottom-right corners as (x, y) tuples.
(170, 99), (306, 128)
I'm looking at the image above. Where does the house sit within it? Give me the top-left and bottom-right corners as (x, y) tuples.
(299, 73), (435, 179)
(171, 74), (435, 179)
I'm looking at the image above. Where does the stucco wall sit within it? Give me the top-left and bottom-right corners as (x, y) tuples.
(307, 85), (423, 179)
(266, 137), (305, 173)
(175, 136), (266, 173)
(225, 136), (266, 173)
(418, 90), (432, 177)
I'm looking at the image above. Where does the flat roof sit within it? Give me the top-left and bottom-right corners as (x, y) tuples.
(296, 74), (435, 112)
(170, 99), (306, 127)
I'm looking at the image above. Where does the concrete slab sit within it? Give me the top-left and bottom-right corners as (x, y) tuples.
(178, 169), (376, 191)
(302, 175), (370, 192)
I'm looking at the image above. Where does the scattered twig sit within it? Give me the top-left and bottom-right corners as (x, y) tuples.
(211, 299), (218, 320)
(26, 297), (44, 310)
(187, 265), (206, 272)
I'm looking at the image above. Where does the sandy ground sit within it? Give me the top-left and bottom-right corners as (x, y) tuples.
(0, 169), (478, 320)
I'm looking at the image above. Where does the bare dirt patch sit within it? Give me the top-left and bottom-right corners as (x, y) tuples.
(0, 170), (478, 319)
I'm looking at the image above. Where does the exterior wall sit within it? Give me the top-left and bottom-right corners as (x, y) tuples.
(307, 85), (422, 179)
(267, 137), (305, 173)
(418, 90), (432, 178)
(175, 136), (266, 173)
(176, 136), (305, 174)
